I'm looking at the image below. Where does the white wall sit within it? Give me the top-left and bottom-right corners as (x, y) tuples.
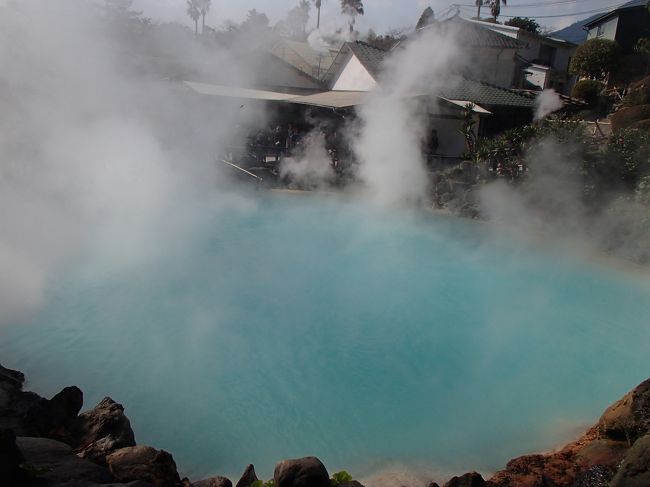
(587, 16), (619, 41)
(525, 65), (549, 89)
(331, 55), (377, 91)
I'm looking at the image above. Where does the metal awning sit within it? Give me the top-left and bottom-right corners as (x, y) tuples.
(183, 81), (297, 101)
(290, 90), (367, 108)
(439, 98), (492, 114)
(183, 81), (491, 113)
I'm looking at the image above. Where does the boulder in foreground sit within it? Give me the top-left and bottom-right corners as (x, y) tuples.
(106, 444), (181, 487)
(274, 456), (330, 487)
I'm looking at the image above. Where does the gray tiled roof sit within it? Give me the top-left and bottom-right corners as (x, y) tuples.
(347, 41), (389, 77)
(585, 0), (648, 27)
(425, 17), (523, 50)
(440, 78), (536, 108)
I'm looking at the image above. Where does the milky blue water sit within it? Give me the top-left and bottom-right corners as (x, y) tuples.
(2, 194), (650, 482)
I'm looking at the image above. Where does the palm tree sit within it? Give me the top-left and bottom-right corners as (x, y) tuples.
(475, 0), (483, 19)
(314, 0), (322, 29)
(490, 0), (506, 22)
(340, 0), (364, 34)
(196, 0), (211, 34)
(186, 0), (200, 34)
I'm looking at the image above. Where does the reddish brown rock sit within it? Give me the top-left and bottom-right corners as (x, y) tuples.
(487, 451), (580, 487)
(106, 445), (181, 487)
(72, 397), (136, 464)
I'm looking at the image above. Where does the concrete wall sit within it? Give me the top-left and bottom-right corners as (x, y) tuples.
(332, 55), (377, 91)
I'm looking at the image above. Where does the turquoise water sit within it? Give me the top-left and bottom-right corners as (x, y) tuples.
(2, 194), (650, 482)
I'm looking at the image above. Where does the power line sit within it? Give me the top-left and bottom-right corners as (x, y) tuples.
(456, 4), (620, 19)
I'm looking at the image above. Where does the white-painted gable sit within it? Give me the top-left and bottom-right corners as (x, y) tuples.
(332, 55), (377, 92)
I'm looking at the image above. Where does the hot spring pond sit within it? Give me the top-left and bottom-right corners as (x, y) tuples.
(3, 193), (650, 481)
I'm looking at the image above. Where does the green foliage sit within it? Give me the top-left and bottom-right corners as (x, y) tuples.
(605, 128), (650, 188)
(251, 481), (275, 487)
(460, 103), (478, 157)
(611, 105), (650, 132)
(504, 16), (540, 34)
(623, 76), (650, 107)
(571, 80), (605, 106)
(636, 175), (650, 206)
(569, 38), (620, 79)
(636, 38), (650, 55)
(331, 471), (354, 485)
(366, 28), (405, 50)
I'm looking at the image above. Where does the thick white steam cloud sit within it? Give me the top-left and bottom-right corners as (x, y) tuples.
(534, 89), (564, 121)
(353, 27), (461, 206)
(0, 0), (267, 325)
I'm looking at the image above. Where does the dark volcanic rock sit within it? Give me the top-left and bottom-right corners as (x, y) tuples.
(609, 434), (650, 487)
(273, 457), (330, 487)
(192, 477), (233, 487)
(49, 386), (83, 425)
(72, 397), (136, 464)
(235, 464), (259, 487)
(570, 465), (613, 487)
(444, 472), (486, 487)
(0, 428), (28, 484)
(0, 364), (25, 389)
(106, 445), (181, 487)
(18, 436), (114, 484)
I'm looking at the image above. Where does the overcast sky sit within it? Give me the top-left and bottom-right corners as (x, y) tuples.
(132, 0), (627, 33)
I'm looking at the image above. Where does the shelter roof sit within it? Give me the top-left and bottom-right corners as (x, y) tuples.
(439, 78), (536, 108)
(584, 0), (648, 27)
(423, 17), (524, 50)
(347, 41), (389, 77)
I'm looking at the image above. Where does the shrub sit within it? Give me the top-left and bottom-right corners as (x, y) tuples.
(605, 128), (650, 187)
(631, 119), (650, 133)
(623, 76), (650, 107)
(610, 105), (650, 132)
(331, 471), (353, 485)
(571, 80), (605, 105)
(569, 38), (620, 79)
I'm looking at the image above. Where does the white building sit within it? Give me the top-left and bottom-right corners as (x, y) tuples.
(464, 18), (577, 95)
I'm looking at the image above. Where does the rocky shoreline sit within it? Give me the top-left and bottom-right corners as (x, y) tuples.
(2, 363), (650, 487)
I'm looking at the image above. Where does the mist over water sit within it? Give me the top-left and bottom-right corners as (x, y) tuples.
(3, 194), (650, 483)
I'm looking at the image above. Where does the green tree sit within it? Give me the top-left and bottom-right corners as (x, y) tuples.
(241, 9), (270, 32)
(313, 0), (322, 29)
(287, 0), (311, 39)
(505, 16), (540, 34)
(186, 0), (200, 34)
(489, 0), (507, 22)
(636, 38), (650, 75)
(475, 0), (483, 19)
(196, 0), (211, 34)
(569, 38), (620, 80)
(340, 0), (364, 34)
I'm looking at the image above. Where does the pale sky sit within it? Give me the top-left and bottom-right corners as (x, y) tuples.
(133, 0), (629, 33)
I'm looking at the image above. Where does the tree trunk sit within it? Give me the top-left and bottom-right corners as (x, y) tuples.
(477, 3), (481, 19)
(317, 6), (321, 29)
(194, 19), (198, 35)
(201, 12), (205, 34)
